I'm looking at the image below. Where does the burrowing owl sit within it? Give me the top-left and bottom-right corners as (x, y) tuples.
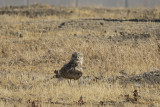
(54, 52), (83, 81)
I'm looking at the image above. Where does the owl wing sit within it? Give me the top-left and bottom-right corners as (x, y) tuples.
(59, 61), (82, 80)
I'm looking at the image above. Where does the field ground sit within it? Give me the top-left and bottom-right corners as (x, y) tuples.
(0, 4), (160, 107)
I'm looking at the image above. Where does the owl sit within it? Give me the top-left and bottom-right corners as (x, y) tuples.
(54, 52), (83, 81)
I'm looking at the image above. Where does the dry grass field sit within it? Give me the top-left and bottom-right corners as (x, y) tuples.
(0, 4), (160, 107)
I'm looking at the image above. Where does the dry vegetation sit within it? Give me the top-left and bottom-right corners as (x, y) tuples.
(0, 4), (160, 107)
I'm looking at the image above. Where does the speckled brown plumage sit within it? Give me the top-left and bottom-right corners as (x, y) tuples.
(54, 52), (83, 80)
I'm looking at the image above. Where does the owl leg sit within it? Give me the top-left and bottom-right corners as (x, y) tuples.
(68, 79), (73, 86)
(57, 77), (63, 84)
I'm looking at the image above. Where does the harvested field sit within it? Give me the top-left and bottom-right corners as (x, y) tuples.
(0, 4), (160, 107)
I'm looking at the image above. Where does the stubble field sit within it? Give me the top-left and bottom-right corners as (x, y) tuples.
(0, 4), (160, 107)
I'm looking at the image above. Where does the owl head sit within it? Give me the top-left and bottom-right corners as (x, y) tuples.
(71, 52), (83, 65)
